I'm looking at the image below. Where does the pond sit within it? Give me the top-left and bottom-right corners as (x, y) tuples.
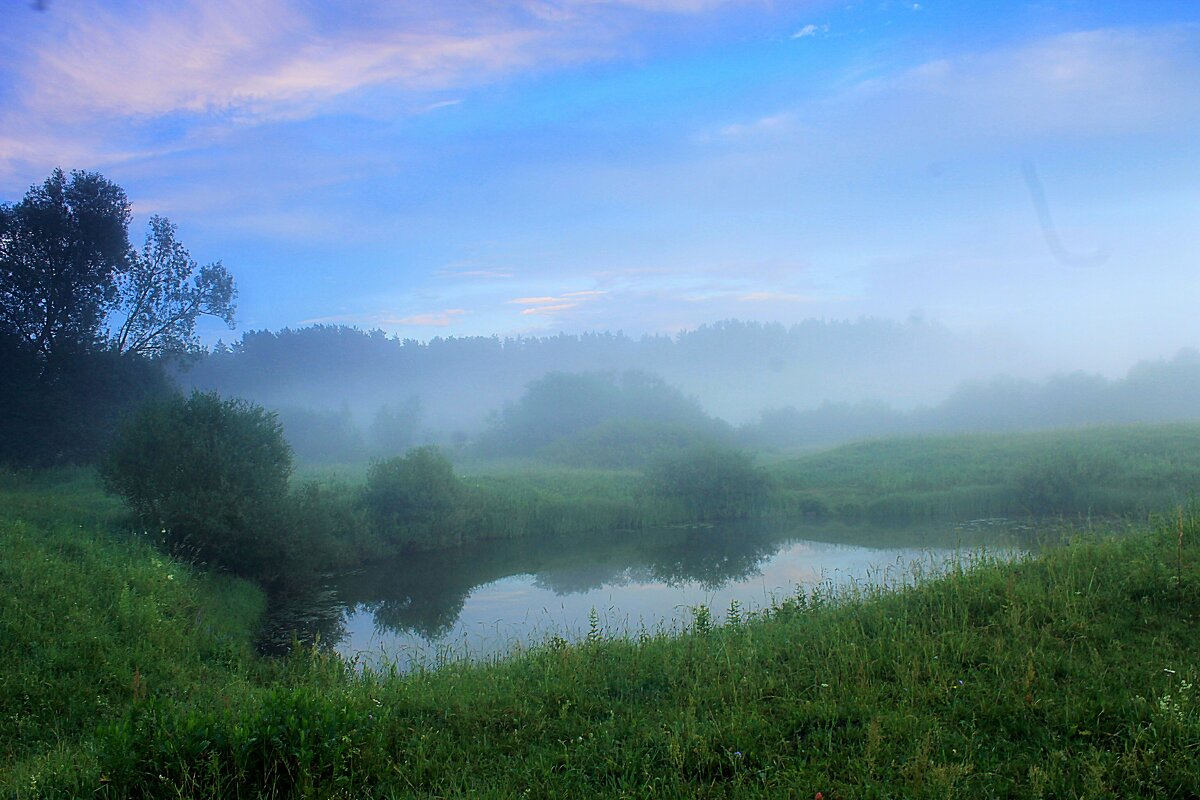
(261, 519), (1035, 670)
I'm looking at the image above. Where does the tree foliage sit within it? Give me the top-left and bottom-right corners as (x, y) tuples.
(113, 215), (236, 357)
(0, 169), (237, 466)
(101, 392), (294, 583)
(0, 168), (131, 367)
(645, 445), (771, 521)
(478, 370), (728, 466)
(361, 447), (463, 545)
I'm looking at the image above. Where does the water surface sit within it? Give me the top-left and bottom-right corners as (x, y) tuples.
(267, 520), (1032, 670)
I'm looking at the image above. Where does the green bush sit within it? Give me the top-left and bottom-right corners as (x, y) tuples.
(644, 445), (770, 521)
(101, 391), (298, 584)
(361, 446), (463, 546)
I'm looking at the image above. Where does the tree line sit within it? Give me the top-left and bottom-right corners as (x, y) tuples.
(0, 169), (236, 464)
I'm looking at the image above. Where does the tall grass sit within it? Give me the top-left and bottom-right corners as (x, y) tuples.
(9, 507), (1200, 798)
(772, 423), (1200, 521)
(0, 475), (265, 782)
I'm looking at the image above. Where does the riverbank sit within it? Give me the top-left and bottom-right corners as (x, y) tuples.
(2, 468), (1197, 797)
(770, 422), (1200, 521)
(304, 423), (1200, 562)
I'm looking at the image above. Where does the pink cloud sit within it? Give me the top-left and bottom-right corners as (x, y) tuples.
(519, 302), (579, 315)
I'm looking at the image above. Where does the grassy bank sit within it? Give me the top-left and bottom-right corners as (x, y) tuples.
(0, 472), (265, 782)
(771, 423), (1200, 522)
(323, 423), (1200, 558)
(3, 467), (1199, 796)
(179, 424), (1200, 582)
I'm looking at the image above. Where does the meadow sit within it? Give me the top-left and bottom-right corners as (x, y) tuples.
(2, 424), (1200, 796)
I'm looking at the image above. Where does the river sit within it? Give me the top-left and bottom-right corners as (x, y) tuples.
(261, 519), (1034, 670)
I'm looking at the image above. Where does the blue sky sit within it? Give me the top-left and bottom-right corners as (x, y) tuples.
(2, 0), (1198, 372)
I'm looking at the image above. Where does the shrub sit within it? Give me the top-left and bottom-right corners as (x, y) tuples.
(644, 445), (771, 521)
(101, 391), (297, 584)
(361, 446), (463, 546)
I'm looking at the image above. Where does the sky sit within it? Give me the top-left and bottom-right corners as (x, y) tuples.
(2, 0), (1198, 373)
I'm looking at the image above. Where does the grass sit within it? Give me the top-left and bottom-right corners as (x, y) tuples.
(3, 470), (1199, 796)
(286, 424), (1200, 562)
(0, 472), (265, 782)
(771, 423), (1200, 521)
(5, 425), (1200, 797)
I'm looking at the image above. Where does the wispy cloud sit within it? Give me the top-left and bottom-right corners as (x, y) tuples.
(519, 302), (579, 315)
(506, 288), (607, 317)
(738, 291), (817, 302)
(300, 308), (468, 327)
(21, 2), (555, 123)
(394, 309), (468, 326)
(11, 0), (758, 130)
(855, 25), (1200, 140)
(1, 0), (768, 180)
(791, 23), (828, 39)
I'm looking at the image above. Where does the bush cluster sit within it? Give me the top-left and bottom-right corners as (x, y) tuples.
(101, 392), (296, 585)
(644, 445), (771, 521)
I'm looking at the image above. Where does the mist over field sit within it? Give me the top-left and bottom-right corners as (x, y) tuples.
(6, 3), (1200, 796)
(171, 319), (1200, 464)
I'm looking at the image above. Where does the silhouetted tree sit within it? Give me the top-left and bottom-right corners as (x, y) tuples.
(112, 215), (236, 358)
(0, 168), (130, 372)
(0, 170), (236, 465)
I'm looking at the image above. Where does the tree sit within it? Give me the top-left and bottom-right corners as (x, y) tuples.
(0, 169), (237, 466)
(645, 445), (771, 521)
(112, 215), (236, 357)
(101, 391), (295, 583)
(368, 395), (422, 456)
(361, 446), (462, 545)
(0, 168), (131, 369)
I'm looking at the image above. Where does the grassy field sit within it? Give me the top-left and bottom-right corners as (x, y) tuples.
(277, 425), (1200, 563)
(2, 465), (1199, 796)
(771, 423), (1200, 522)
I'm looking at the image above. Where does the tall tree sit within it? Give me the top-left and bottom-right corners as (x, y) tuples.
(112, 215), (236, 357)
(0, 168), (131, 369)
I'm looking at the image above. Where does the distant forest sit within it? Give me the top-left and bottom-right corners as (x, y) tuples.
(743, 348), (1200, 451)
(176, 320), (1200, 463)
(181, 318), (1006, 428)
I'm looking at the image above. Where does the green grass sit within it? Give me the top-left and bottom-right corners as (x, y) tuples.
(292, 424), (1200, 561)
(5, 427), (1200, 796)
(4, 482), (1200, 796)
(771, 423), (1200, 521)
(0, 473), (266, 783)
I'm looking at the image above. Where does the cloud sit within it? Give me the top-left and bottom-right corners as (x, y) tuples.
(505, 288), (607, 317)
(21, 2), (557, 123)
(1, 0), (767, 179)
(709, 112), (798, 140)
(13, 0), (758, 130)
(791, 23), (828, 39)
(694, 24), (1200, 170)
(856, 25), (1200, 141)
(519, 302), (579, 315)
(393, 309), (468, 326)
(738, 291), (817, 302)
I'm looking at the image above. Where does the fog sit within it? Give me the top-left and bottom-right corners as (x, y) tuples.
(4, 3), (1199, 391)
(174, 321), (1200, 464)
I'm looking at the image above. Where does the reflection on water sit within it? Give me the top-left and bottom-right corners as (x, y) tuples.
(261, 519), (1036, 670)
